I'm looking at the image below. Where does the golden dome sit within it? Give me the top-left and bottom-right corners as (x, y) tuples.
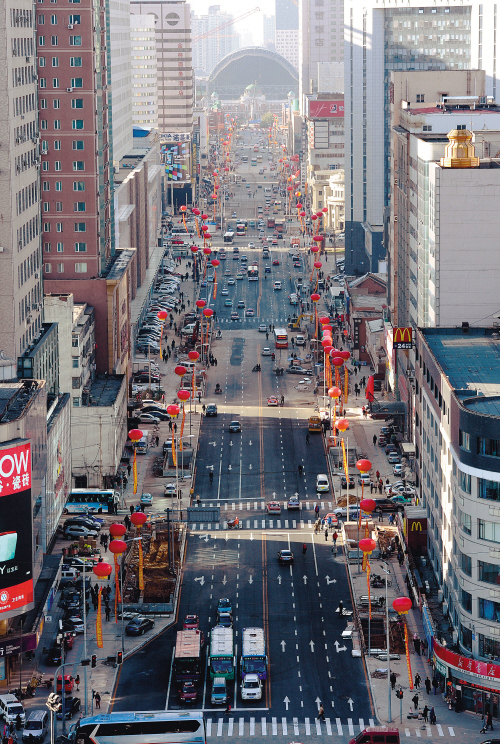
(440, 129), (479, 168)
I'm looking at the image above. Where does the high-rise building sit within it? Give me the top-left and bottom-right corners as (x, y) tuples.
(276, 30), (298, 71)
(109, 0), (133, 163)
(131, 1), (193, 132)
(344, 0), (499, 275)
(130, 15), (159, 129)
(276, 0), (298, 31)
(191, 6), (239, 76)
(0, 0), (44, 361)
(263, 14), (276, 51)
(298, 0), (343, 106)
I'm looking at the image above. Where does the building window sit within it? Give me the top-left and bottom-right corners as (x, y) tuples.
(54, 161), (61, 171)
(40, 78), (46, 88)
(39, 57), (46, 66)
(460, 588), (472, 613)
(458, 548), (472, 576)
(53, 99), (60, 109)
(69, 13), (80, 23)
(459, 430), (471, 451)
(459, 509), (471, 535)
(479, 479), (500, 502)
(72, 161), (84, 171)
(461, 624), (473, 652)
(57, 242), (63, 252)
(416, 94), (425, 102)
(57, 263), (64, 273)
(74, 223), (86, 232)
(479, 597), (500, 623)
(40, 99), (47, 109)
(478, 437), (500, 458)
(74, 242), (86, 252)
(479, 634), (500, 660)
(72, 377), (80, 389)
(52, 78), (59, 88)
(51, 35), (58, 45)
(56, 222), (63, 232)
(459, 471), (471, 494)
(72, 358), (78, 368)
(73, 181), (85, 191)
(73, 397), (80, 406)
(479, 560), (500, 585)
(71, 99), (83, 109)
(74, 202), (85, 212)
(43, 223), (50, 232)
(74, 262), (87, 272)
(45, 263), (52, 273)
(38, 36), (45, 45)
(72, 140), (84, 150)
(70, 78), (83, 87)
(43, 181), (49, 191)
(40, 120), (47, 130)
(44, 243), (51, 252)
(423, 125), (432, 132)
(54, 140), (61, 150)
(70, 56), (82, 66)
(54, 120), (60, 129)
(56, 202), (62, 212)
(72, 120), (83, 130)
(479, 519), (500, 542)
(69, 35), (82, 45)
(38, 14), (45, 23)
(43, 202), (50, 212)
(55, 181), (62, 191)
(51, 56), (58, 66)
(50, 13), (57, 23)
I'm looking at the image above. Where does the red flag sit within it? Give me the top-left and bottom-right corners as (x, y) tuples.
(366, 376), (375, 403)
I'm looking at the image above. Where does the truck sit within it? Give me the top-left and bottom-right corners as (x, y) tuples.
(275, 220), (285, 234)
(267, 218), (275, 229)
(308, 415), (322, 433)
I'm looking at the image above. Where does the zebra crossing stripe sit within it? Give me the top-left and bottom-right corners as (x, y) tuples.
(261, 717), (267, 736)
(436, 725), (443, 737)
(305, 718), (311, 736)
(315, 719), (322, 735)
(281, 718), (287, 736)
(250, 718), (255, 736)
(206, 720), (212, 737)
(325, 718), (332, 736)
(415, 728), (421, 737)
(272, 717), (277, 736)
(369, 720), (375, 727)
(404, 729), (411, 737)
(359, 719), (364, 730)
(336, 718), (343, 736)
(448, 727), (455, 736)
(217, 719), (223, 737)
(239, 718), (244, 736)
(228, 719), (234, 736)
(348, 719), (354, 736)
(426, 725), (432, 737)
(293, 718), (299, 735)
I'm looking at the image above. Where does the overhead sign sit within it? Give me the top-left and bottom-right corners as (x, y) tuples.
(393, 327), (413, 350)
(308, 100), (344, 119)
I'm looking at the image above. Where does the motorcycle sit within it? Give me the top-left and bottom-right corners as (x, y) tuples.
(252, 364), (261, 372)
(227, 517), (239, 529)
(215, 330), (222, 339)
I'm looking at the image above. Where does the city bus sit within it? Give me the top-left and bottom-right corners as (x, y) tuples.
(64, 489), (120, 515)
(256, 155), (263, 163)
(236, 225), (245, 237)
(73, 712), (206, 744)
(173, 630), (203, 684)
(247, 265), (259, 281)
(240, 627), (267, 680)
(274, 328), (289, 349)
(209, 626), (235, 679)
(223, 232), (234, 244)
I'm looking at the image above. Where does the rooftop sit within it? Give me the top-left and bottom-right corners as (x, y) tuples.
(84, 374), (125, 407)
(0, 381), (41, 423)
(422, 327), (500, 416)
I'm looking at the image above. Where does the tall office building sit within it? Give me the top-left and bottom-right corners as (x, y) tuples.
(130, 15), (159, 128)
(276, 0), (299, 73)
(344, 0), (499, 275)
(276, 0), (298, 31)
(298, 0), (343, 106)
(191, 6), (239, 76)
(263, 14), (276, 51)
(0, 0), (44, 360)
(132, 1), (193, 131)
(109, 0), (133, 163)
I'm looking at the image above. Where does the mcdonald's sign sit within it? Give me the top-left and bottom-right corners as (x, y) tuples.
(393, 327), (413, 350)
(411, 521), (423, 531)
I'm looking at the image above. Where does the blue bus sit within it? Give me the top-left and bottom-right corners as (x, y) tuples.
(73, 712), (206, 744)
(64, 489), (119, 514)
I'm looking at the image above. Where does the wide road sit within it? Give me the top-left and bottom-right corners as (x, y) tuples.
(113, 128), (374, 739)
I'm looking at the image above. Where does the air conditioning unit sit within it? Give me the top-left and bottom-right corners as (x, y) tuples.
(67, 87), (73, 92)
(68, 24), (73, 28)
(41, 148), (48, 154)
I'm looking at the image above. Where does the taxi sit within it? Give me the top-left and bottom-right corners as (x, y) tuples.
(267, 396), (279, 406)
(267, 501), (282, 515)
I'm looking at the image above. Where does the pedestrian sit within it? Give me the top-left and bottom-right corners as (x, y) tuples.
(422, 705), (429, 723)
(337, 599), (344, 616)
(129, 504), (134, 516)
(429, 708), (436, 725)
(398, 551), (404, 567)
(92, 594), (98, 611)
(223, 703), (232, 716)
(315, 504), (319, 517)
(156, 435), (159, 447)
(378, 481), (383, 494)
(316, 703), (325, 722)
(95, 692), (101, 709)
(373, 434), (377, 446)
(302, 543), (307, 555)
(105, 604), (111, 622)
(375, 470), (380, 480)
(124, 515), (131, 531)
(432, 677), (439, 695)
(413, 634), (421, 656)
(332, 531), (338, 546)
(487, 711), (494, 730)
(390, 672), (397, 690)
(325, 528), (329, 541)
(75, 674), (80, 691)
(378, 508), (383, 522)
(414, 673), (421, 689)
(425, 677), (432, 695)
(127, 463), (132, 476)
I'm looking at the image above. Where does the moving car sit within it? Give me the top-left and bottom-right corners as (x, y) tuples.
(46, 645), (64, 665)
(267, 396), (278, 406)
(241, 674), (263, 701)
(341, 475), (355, 489)
(272, 259), (279, 265)
(140, 493), (153, 507)
(262, 347), (272, 356)
(316, 474), (329, 492)
(63, 525), (98, 540)
(231, 312), (239, 321)
(286, 366), (309, 374)
(390, 495), (413, 506)
(388, 453), (401, 464)
(217, 598), (232, 614)
(245, 309), (254, 317)
(287, 496), (300, 511)
(182, 615), (200, 629)
(273, 281), (282, 290)
(138, 413), (160, 424)
(221, 288), (229, 295)
(206, 404), (218, 417)
(237, 300), (245, 308)
(267, 501), (281, 515)
(125, 616), (155, 636)
(224, 299), (233, 307)
(258, 324), (267, 332)
(216, 612), (233, 628)
(229, 421), (241, 433)
(228, 278), (235, 285)
(56, 697), (81, 720)
(179, 681), (197, 704)
(278, 549), (294, 565)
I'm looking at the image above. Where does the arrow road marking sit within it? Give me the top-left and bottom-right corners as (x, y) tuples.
(249, 533), (254, 541)
(283, 697), (290, 711)
(326, 576), (337, 584)
(249, 464), (252, 469)
(281, 640), (286, 652)
(228, 465), (232, 470)
(222, 575), (227, 585)
(249, 440), (252, 445)
(209, 441), (216, 446)
(194, 576), (205, 585)
(278, 576), (282, 585)
(249, 576), (253, 584)
(229, 441), (233, 447)
(315, 697), (321, 709)
(206, 465), (214, 470)
(334, 641), (347, 652)
(303, 575), (307, 585)
(198, 534), (209, 542)
(309, 640), (315, 652)
(347, 698), (354, 711)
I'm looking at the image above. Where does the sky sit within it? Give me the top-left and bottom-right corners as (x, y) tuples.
(189, 0), (269, 46)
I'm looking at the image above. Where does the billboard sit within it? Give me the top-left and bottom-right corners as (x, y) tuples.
(0, 442), (33, 614)
(393, 327), (413, 350)
(308, 100), (344, 118)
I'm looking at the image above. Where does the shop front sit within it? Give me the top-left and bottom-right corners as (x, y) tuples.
(434, 641), (500, 717)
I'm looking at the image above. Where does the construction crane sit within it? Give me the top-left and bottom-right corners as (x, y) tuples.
(192, 7), (260, 43)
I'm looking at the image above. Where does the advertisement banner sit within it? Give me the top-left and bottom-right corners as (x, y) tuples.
(0, 442), (33, 614)
(308, 100), (344, 118)
(393, 327), (413, 350)
(434, 640), (500, 683)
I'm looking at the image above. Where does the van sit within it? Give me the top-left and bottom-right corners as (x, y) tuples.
(135, 436), (148, 455)
(211, 677), (228, 705)
(349, 727), (400, 744)
(0, 694), (26, 725)
(22, 710), (49, 743)
(61, 568), (80, 582)
(316, 474), (329, 492)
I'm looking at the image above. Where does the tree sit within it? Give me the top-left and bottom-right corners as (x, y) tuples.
(259, 112), (274, 128)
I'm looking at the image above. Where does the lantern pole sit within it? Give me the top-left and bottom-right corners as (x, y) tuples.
(358, 479), (363, 574)
(82, 572), (89, 716)
(381, 561), (392, 722)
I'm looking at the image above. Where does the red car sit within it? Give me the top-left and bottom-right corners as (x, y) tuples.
(179, 681), (197, 703)
(183, 614), (200, 630)
(272, 259), (280, 266)
(57, 675), (75, 693)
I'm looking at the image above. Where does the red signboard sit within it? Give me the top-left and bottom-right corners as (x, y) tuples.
(0, 442), (34, 614)
(393, 327), (413, 350)
(434, 640), (500, 682)
(308, 100), (344, 118)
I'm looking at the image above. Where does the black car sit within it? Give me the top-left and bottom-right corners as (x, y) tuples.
(56, 697), (81, 720)
(341, 476), (355, 489)
(46, 645), (64, 665)
(278, 549), (294, 565)
(373, 498), (404, 513)
(125, 616), (156, 636)
(205, 404), (218, 417)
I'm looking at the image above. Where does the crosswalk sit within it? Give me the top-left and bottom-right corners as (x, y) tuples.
(190, 518), (329, 531)
(203, 501), (334, 511)
(204, 717), (456, 738)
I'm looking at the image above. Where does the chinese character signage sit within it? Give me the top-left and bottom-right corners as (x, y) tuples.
(393, 327), (413, 350)
(0, 442), (34, 615)
(353, 318), (362, 350)
(159, 133), (191, 143)
(434, 640), (500, 684)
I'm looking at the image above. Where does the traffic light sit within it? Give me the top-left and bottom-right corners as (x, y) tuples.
(117, 651), (123, 666)
(91, 654), (97, 668)
(396, 689), (404, 700)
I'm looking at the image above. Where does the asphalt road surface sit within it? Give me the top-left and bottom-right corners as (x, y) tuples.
(113, 130), (373, 738)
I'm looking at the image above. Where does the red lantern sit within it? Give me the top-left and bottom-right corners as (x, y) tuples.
(196, 299), (206, 309)
(335, 418), (349, 432)
(392, 597), (413, 615)
(319, 316), (329, 325)
(322, 207), (328, 214)
(214, 184), (219, 190)
(178, 389), (190, 401)
(201, 224), (208, 232)
(356, 459), (372, 474)
(323, 345), (333, 355)
(192, 208), (200, 216)
(360, 498), (377, 514)
(130, 512), (148, 527)
(311, 245), (320, 253)
(310, 293), (320, 303)
(359, 538), (377, 555)
(314, 261), (322, 269)
(313, 235), (323, 242)
(93, 562), (112, 579)
(201, 213), (208, 220)
(332, 356), (344, 367)
(203, 308), (214, 318)
(174, 365), (187, 377)
(188, 350), (199, 361)
(204, 233), (212, 240)
(109, 523), (126, 538)
(311, 214), (318, 221)
(321, 338), (331, 348)
(211, 259), (220, 267)
(109, 539), (127, 555)
(203, 247), (211, 255)
(295, 191), (301, 197)
(287, 186), (293, 192)
(340, 350), (351, 361)
(328, 387), (341, 399)
(211, 193), (217, 200)
(167, 404), (180, 417)
(191, 246), (199, 254)
(179, 205), (187, 213)
(128, 428), (143, 442)
(296, 202), (303, 209)
(157, 310), (168, 321)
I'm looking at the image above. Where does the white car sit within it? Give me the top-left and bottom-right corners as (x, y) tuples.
(262, 347), (272, 356)
(316, 474), (329, 492)
(64, 525), (98, 540)
(258, 324), (267, 333)
(273, 281), (282, 290)
(241, 674), (263, 700)
(295, 335), (306, 346)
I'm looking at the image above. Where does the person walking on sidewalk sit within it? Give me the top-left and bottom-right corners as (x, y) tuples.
(414, 673), (421, 689)
(412, 693), (419, 710)
(422, 706), (429, 723)
(413, 633), (421, 655)
(429, 708), (436, 725)
(332, 531), (338, 547)
(316, 703), (325, 721)
(324, 528), (329, 541)
(94, 692), (101, 709)
(486, 710), (494, 731)
(373, 434), (377, 446)
(390, 672), (397, 690)
(425, 677), (432, 695)
(105, 604), (111, 622)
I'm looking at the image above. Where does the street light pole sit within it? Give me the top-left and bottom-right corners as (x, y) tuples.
(381, 561), (392, 722)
